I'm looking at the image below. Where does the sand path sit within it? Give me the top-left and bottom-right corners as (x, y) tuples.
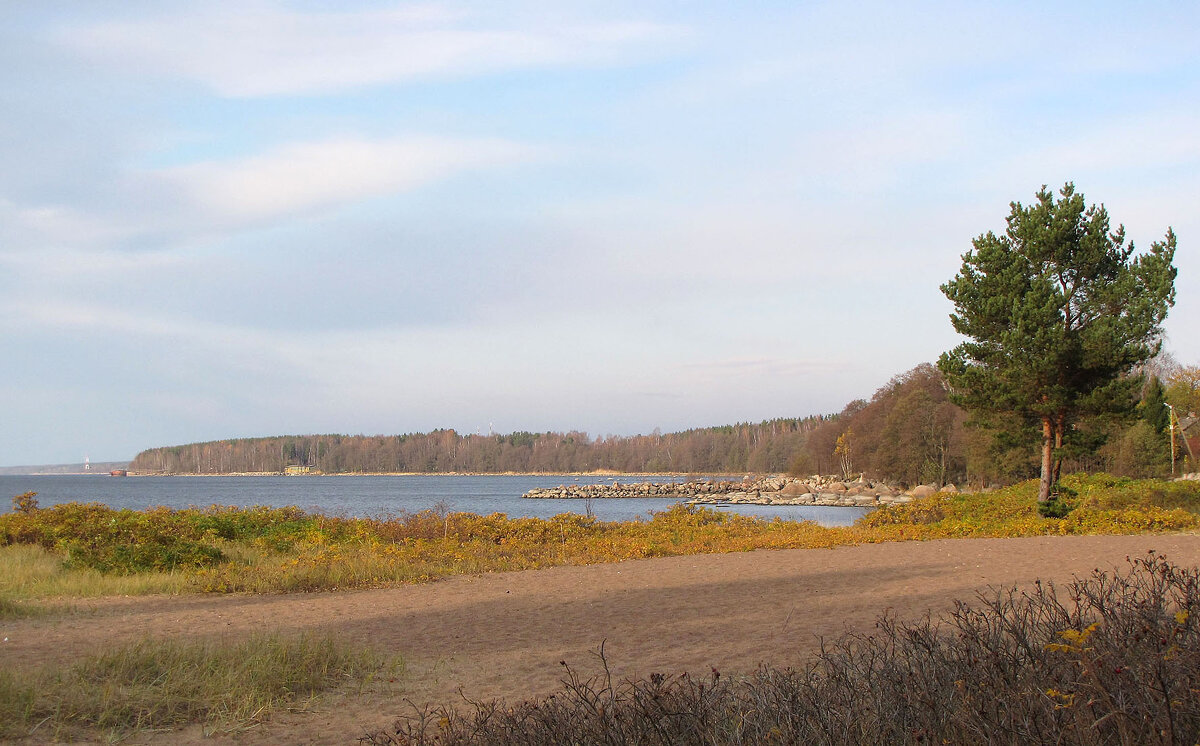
(4, 533), (1200, 744)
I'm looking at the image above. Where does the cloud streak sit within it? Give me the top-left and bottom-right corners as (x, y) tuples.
(56, 2), (677, 98)
(0, 133), (543, 256)
(161, 135), (542, 223)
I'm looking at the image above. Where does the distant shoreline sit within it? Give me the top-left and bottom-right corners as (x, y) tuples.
(118, 471), (752, 478)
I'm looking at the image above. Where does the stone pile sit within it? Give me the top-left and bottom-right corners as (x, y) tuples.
(522, 475), (952, 507)
(522, 479), (739, 500)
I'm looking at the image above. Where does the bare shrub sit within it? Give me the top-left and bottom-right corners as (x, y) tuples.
(364, 552), (1200, 745)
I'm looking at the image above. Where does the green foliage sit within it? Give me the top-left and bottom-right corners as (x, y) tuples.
(0, 502), (341, 574)
(1166, 365), (1200, 415)
(1141, 376), (1170, 433)
(1104, 420), (1171, 478)
(1037, 495), (1073, 519)
(860, 474), (1200, 539)
(939, 183), (1177, 500)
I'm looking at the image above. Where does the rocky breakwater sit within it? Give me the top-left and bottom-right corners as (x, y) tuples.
(522, 480), (738, 500)
(523, 476), (926, 507)
(689, 476), (916, 507)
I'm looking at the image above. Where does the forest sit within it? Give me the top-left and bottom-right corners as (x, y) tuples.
(129, 361), (1200, 486)
(129, 416), (824, 476)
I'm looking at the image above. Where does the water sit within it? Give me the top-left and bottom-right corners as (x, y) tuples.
(0, 474), (869, 527)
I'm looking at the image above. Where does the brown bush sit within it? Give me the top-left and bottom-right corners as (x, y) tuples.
(365, 552), (1200, 745)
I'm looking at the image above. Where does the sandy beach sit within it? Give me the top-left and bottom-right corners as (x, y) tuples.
(5, 533), (1200, 744)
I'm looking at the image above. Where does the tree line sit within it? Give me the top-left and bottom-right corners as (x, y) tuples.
(130, 359), (1198, 483)
(128, 416), (828, 476)
(788, 360), (1197, 487)
(133, 184), (1193, 488)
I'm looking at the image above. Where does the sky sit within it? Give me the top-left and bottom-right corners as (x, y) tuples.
(2, 1), (1198, 466)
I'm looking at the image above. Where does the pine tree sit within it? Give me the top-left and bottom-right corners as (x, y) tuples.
(938, 184), (1177, 502)
(1140, 377), (1170, 434)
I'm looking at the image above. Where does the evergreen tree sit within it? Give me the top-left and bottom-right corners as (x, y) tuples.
(938, 184), (1177, 503)
(1140, 376), (1169, 434)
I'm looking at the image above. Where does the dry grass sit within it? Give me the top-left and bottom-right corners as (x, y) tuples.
(2, 474), (1199, 598)
(0, 543), (187, 600)
(0, 632), (400, 741)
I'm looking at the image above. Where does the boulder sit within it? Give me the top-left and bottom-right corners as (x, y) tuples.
(908, 484), (937, 498)
(938, 483), (959, 494)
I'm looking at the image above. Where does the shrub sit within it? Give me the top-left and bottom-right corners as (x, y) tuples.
(5, 474), (1200, 594)
(11, 491), (38, 514)
(367, 553), (1200, 745)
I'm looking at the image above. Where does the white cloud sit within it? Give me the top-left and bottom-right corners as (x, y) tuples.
(56, 3), (677, 98)
(0, 134), (542, 255)
(160, 134), (541, 222)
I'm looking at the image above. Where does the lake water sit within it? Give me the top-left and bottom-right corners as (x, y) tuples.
(0, 474), (869, 527)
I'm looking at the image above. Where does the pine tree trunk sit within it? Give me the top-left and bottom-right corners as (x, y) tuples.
(1052, 412), (1065, 484)
(1039, 417), (1054, 502)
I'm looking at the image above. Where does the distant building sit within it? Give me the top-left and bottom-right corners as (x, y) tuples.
(284, 465), (314, 475)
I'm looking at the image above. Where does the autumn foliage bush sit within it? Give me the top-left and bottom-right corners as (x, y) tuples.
(3, 474), (1200, 594)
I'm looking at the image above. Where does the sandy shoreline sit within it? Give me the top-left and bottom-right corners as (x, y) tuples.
(5, 533), (1200, 744)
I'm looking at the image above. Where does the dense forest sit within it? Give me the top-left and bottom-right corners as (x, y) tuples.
(131, 362), (1200, 485)
(129, 416), (827, 476)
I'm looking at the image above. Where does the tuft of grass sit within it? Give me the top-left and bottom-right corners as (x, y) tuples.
(0, 594), (60, 619)
(367, 552), (1200, 745)
(0, 632), (400, 741)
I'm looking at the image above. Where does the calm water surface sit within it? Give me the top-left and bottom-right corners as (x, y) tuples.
(0, 474), (868, 527)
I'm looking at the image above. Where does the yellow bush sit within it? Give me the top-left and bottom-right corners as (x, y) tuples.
(5, 474), (1200, 597)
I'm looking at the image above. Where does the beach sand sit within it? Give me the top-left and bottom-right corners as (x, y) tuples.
(5, 533), (1200, 744)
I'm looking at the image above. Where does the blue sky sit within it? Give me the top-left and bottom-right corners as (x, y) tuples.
(2, 1), (1198, 465)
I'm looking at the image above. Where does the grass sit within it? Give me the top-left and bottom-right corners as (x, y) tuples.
(2, 473), (1199, 598)
(3, 475), (1199, 742)
(0, 543), (187, 600)
(0, 594), (50, 620)
(0, 632), (400, 741)
(366, 552), (1200, 745)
